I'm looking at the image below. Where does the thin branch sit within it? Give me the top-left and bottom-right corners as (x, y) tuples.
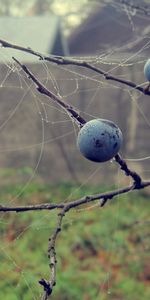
(0, 39), (149, 95)
(44, 209), (66, 299)
(115, 153), (142, 187)
(0, 203), (63, 212)
(12, 57), (86, 128)
(1, 179), (150, 214)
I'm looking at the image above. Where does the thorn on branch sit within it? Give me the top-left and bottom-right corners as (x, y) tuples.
(100, 195), (113, 207)
(37, 86), (45, 93)
(100, 198), (108, 207)
(39, 279), (52, 296)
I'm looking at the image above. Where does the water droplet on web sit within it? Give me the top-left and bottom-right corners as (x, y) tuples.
(110, 157), (115, 163)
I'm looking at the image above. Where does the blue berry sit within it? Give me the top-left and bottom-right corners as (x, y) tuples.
(77, 119), (123, 162)
(144, 59), (150, 81)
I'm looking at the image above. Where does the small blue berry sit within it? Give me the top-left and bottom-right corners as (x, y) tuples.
(77, 119), (123, 163)
(144, 59), (150, 81)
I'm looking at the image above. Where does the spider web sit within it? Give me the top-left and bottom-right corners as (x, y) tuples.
(0, 3), (150, 300)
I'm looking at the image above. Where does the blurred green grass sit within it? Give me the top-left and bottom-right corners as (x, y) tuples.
(0, 180), (150, 300)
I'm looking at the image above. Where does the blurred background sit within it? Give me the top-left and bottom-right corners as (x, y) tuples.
(0, 1), (150, 299)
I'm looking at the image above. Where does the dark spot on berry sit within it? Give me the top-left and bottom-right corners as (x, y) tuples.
(113, 142), (118, 148)
(95, 139), (103, 148)
(115, 130), (120, 138)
